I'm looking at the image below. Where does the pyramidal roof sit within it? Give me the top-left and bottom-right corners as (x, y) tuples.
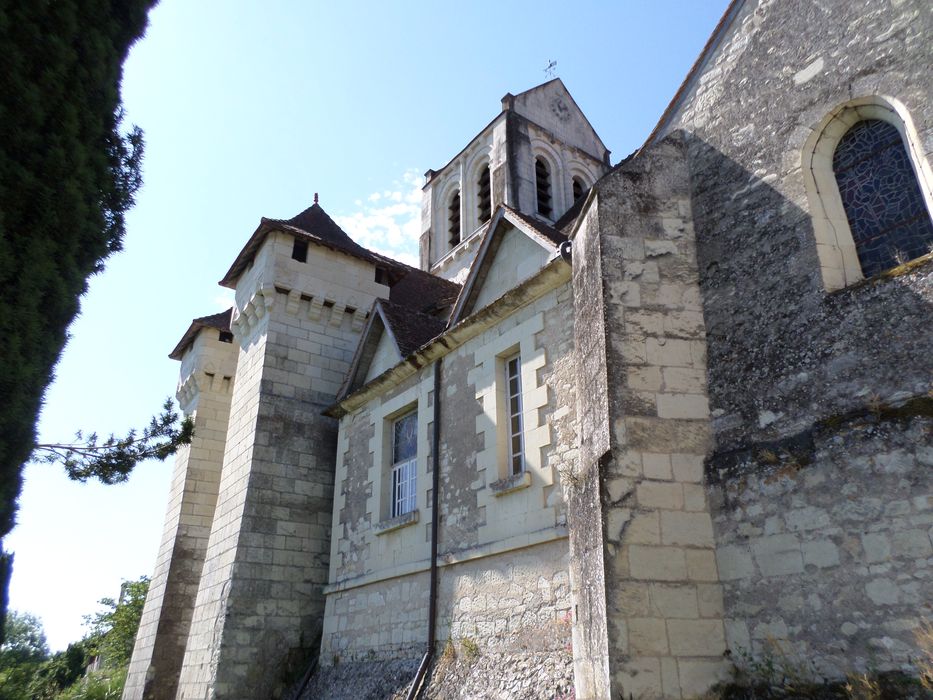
(269, 203), (373, 259)
(169, 308), (233, 360)
(220, 202), (382, 288)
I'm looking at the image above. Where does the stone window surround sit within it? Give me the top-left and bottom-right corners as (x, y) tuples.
(529, 142), (598, 224)
(503, 351), (526, 476)
(365, 383), (431, 530)
(802, 95), (933, 291)
(470, 157), (492, 233)
(567, 163), (594, 203)
(472, 309), (559, 546)
(473, 312), (550, 497)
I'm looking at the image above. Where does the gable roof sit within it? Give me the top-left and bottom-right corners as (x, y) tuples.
(169, 308), (233, 360)
(336, 268), (460, 402)
(506, 78), (609, 161)
(449, 205), (565, 325)
(337, 298), (448, 401)
(642, 0), (745, 149)
(219, 203), (384, 288)
(426, 78), (609, 185)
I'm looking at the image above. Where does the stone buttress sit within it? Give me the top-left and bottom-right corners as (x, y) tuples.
(569, 133), (728, 699)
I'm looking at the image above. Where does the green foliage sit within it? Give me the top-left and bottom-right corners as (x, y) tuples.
(54, 667), (126, 700)
(83, 576), (149, 669)
(0, 611), (49, 666)
(32, 400), (194, 485)
(0, 0), (158, 542)
(25, 642), (89, 700)
(0, 611), (50, 699)
(0, 579), (147, 699)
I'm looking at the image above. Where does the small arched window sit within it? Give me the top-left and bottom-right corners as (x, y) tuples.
(572, 177), (585, 203)
(448, 190), (461, 247)
(477, 167), (491, 224)
(535, 158), (552, 219)
(832, 119), (933, 277)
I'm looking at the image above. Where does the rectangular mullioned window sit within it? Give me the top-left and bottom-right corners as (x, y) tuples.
(391, 411), (418, 517)
(504, 354), (525, 475)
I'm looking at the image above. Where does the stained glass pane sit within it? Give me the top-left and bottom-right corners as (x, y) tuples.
(393, 412), (417, 463)
(833, 119), (933, 277)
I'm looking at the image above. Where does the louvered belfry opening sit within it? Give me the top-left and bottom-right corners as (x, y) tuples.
(448, 190), (461, 247)
(478, 167), (491, 224)
(535, 158), (552, 218)
(572, 177), (584, 203)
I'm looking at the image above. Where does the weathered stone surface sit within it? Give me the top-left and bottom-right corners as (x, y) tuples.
(656, 0), (933, 684)
(710, 415), (933, 675)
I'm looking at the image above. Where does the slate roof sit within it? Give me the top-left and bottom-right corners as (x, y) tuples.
(169, 308), (233, 360)
(554, 193), (590, 234)
(378, 299), (448, 357)
(388, 266), (461, 318)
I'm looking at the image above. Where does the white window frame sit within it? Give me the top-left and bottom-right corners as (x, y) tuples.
(390, 411), (418, 517)
(504, 353), (525, 475)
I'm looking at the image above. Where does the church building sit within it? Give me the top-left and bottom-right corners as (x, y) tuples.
(124, 1), (933, 698)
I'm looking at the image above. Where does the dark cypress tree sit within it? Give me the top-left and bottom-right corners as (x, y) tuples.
(0, 0), (160, 612)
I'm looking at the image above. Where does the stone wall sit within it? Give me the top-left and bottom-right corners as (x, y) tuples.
(711, 412), (933, 676)
(665, 0), (933, 453)
(653, 0), (933, 683)
(319, 265), (577, 693)
(312, 540), (573, 700)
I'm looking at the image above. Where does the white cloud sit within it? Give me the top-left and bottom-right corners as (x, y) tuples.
(336, 168), (423, 268)
(213, 289), (235, 310)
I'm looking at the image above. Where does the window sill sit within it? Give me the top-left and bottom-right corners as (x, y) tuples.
(825, 250), (933, 295)
(375, 510), (419, 535)
(490, 471), (532, 496)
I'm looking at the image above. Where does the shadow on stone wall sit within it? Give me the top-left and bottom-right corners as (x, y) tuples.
(685, 134), (933, 454)
(685, 133), (933, 679)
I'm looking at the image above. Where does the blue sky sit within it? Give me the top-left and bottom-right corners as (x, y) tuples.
(8, 0), (729, 650)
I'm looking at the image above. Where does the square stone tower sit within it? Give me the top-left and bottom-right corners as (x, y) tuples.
(126, 202), (441, 698)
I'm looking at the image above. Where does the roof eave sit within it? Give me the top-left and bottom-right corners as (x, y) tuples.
(326, 256), (571, 419)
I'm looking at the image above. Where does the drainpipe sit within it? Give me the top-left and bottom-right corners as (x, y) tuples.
(406, 359), (442, 700)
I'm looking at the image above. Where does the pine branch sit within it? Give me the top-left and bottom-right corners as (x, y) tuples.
(31, 399), (194, 484)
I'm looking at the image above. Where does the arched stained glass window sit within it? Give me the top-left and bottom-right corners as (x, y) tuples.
(833, 119), (933, 277)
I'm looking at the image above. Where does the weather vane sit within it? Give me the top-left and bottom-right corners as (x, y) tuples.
(544, 60), (557, 79)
